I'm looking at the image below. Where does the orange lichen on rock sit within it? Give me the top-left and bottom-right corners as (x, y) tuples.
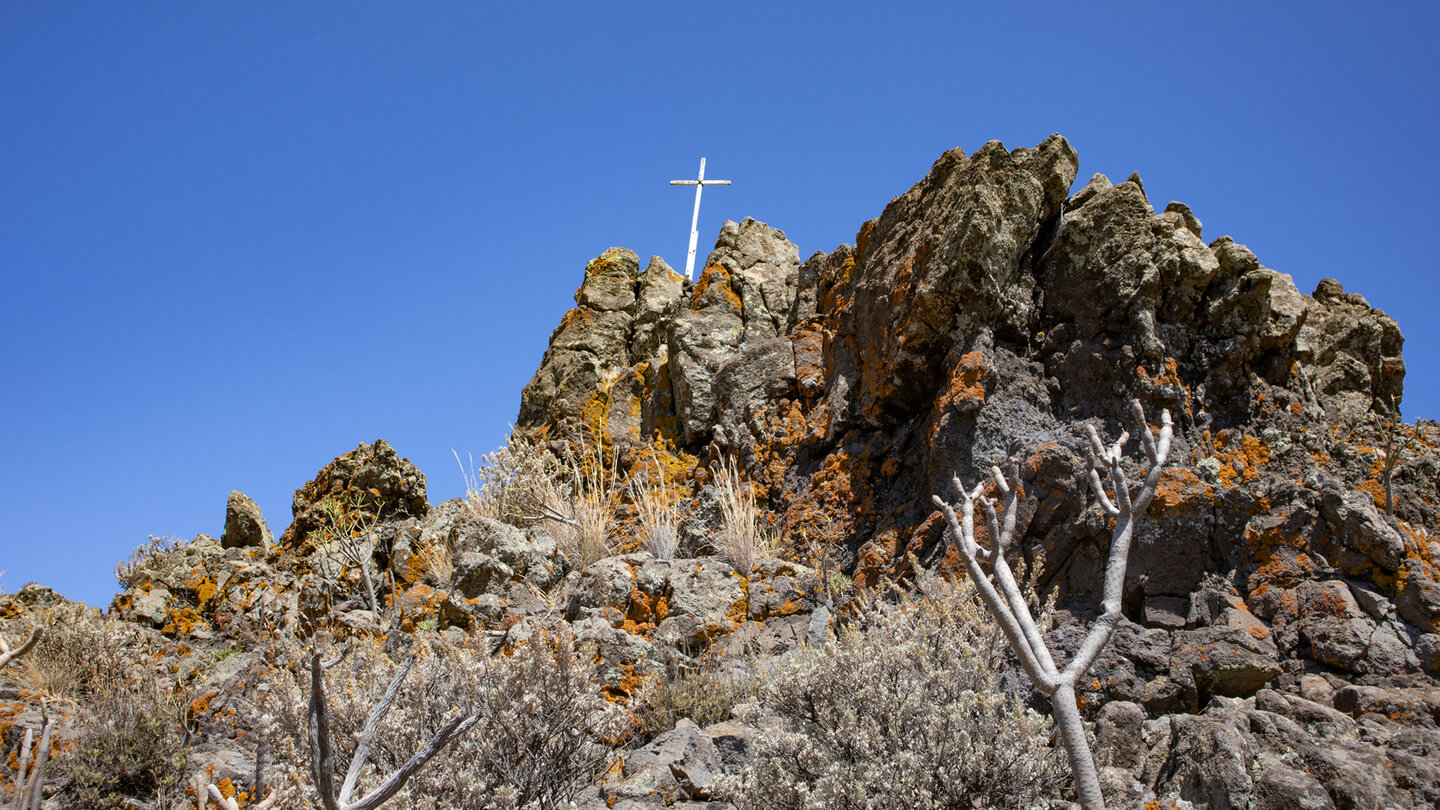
(782, 439), (882, 573)
(688, 264), (742, 313)
(1147, 468), (1215, 518)
(621, 587), (668, 635)
(1137, 357), (1194, 419)
(940, 351), (989, 408)
(163, 605), (205, 637)
(1198, 430), (1271, 487)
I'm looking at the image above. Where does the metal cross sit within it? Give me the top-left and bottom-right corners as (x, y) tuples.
(669, 157), (731, 281)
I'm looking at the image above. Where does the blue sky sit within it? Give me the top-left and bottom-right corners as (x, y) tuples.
(3, 2), (1437, 607)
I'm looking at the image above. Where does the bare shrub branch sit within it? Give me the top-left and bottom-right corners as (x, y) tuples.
(0, 627), (40, 671)
(307, 649), (481, 810)
(931, 400), (1172, 810)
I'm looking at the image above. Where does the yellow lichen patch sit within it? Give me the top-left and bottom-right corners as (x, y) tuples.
(600, 661), (646, 704)
(188, 689), (219, 724)
(726, 575), (750, 623)
(1244, 519), (1318, 593)
(819, 254), (857, 313)
(556, 306), (592, 334)
(924, 350), (990, 445)
(163, 605), (205, 637)
(585, 248), (635, 280)
(186, 573), (218, 611)
(942, 351), (989, 407)
(854, 220), (875, 263)
(622, 588), (668, 634)
(578, 381), (619, 452)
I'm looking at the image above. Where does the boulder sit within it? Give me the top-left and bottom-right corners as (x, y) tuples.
(221, 490), (273, 549)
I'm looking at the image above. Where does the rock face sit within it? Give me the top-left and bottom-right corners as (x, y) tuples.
(515, 135), (1440, 807)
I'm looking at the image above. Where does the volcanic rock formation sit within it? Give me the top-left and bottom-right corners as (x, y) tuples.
(514, 134), (1439, 807)
(3, 135), (1437, 809)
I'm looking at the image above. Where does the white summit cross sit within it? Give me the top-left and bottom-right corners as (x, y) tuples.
(670, 157), (730, 280)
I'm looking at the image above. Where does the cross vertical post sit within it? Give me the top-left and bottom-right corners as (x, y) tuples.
(670, 157), (731, 281)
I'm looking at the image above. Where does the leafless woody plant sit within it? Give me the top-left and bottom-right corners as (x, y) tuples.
(932, 400), (1172, 810)
(305, 647), (482, 810)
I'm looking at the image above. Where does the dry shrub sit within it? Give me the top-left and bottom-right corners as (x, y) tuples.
(712, 455), (773, 575)
(459, 432), (618, 569)
(629, 665), (754, 746)
(309, 493), (384, 616)
(455, 433), (558, 525)
(1, 605), (188, 807)
(265, 628), (622, 809)
(629, 447), (682, 560)
(114, 534), (189, 590)
(5, 603), (152, 706)
(64, 677), (188, 807)
(720, 573), (1068, 810)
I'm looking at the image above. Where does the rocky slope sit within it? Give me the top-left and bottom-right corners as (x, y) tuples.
(514, 134), (1440, 807)
(2, 134), (1437, 809)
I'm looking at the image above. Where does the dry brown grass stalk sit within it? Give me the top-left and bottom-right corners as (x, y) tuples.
(712, 455), (773, 575)
(630, 446), (682, 560)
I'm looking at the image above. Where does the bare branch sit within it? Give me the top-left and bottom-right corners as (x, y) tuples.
(931, 494), (1053, 693)
(346, 711), (482, 810)
(308, 653), (341, 810)
(339, 657), (416, 805)
(0, 628), (41, 671)
(307, 650), (482, 810)
(13, 728), (32, 810)
(323, 647), (351, 671)
(933, 400), (1172, 810)
(23, 714), (55, 810)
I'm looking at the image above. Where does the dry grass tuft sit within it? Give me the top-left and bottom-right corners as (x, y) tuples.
(630, 447), (682, 560)
(712, 455), (774, 575)
(458, 431), (620, 569)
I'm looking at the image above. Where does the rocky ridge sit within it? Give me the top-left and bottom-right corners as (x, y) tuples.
(1, 135), (1436, 809)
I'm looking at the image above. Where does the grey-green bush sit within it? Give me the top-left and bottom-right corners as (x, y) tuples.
(720, 574), (1068, 810)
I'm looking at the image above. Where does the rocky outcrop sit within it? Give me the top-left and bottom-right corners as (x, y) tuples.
(8, 135), (1436, 809)
(279, 438), (428, 552)
(221, 490), (273, 549)
(513, 134), (1439, 807)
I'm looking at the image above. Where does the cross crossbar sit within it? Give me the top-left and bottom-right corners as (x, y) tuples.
(669, 157), (731, 280)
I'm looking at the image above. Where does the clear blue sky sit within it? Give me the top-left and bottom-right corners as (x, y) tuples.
(3, 2), (1437, 607)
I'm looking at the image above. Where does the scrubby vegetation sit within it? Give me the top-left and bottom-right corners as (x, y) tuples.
(719, 573), (1068, 810)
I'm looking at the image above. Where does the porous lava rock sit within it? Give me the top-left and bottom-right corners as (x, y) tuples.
(280, 438), (428, 551)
